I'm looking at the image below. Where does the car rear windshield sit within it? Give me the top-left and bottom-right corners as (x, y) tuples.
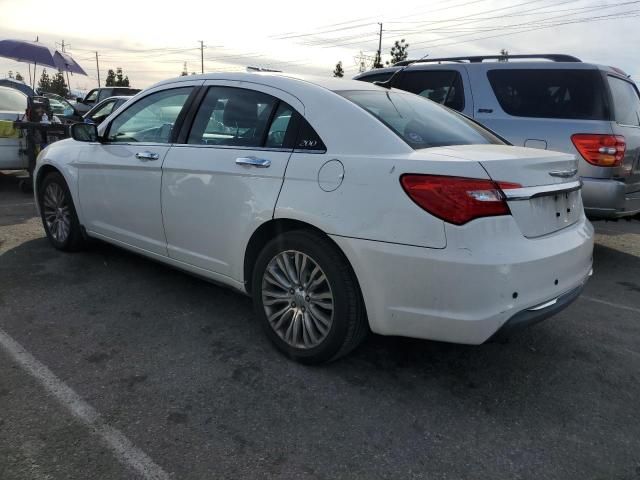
(0, 87), (27, 112)
(487, 69), (608, 120)
(339, 90), (504, 149)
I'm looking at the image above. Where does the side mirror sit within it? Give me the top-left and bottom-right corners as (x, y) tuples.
(76, 97), (83, 103)
(71, 123), (99, 142)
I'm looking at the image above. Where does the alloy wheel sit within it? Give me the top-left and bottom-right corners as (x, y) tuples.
(261, 250), (334, 349)
(43, 182), (71, 243)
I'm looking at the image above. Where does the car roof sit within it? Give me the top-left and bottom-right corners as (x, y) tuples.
(0, 84), (28, 97)
(150, 72), (383, 94)
(354, 60), (634, 82)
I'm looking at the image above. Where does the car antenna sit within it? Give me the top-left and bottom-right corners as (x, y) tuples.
(373, 53), (429, 89)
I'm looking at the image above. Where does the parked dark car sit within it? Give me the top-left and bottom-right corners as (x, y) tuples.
(42, 93), (84, 124)
(74, 87), (140, 114)
(83, 96), (131, 125)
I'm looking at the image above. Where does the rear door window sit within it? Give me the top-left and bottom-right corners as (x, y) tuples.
(487, 69), (608, 120)
(607, 76), (640, 127)
(188, 87), (280, 147)
(399, 70), (465, 111)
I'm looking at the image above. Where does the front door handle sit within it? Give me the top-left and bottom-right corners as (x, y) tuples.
(135, 151), (160, 161)
(235, 156), (271, 168)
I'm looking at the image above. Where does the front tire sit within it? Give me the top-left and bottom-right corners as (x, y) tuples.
(252, 230), (367, 364)
(38, 172), (85, 251)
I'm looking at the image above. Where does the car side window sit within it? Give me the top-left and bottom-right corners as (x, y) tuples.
(399, 70), (465, 112)
(188, 87), (279, 147)
(107, 87), (192, 143)
(85, 89), (98, 103)
(294, 117), (326, 152)
(357, 72), (394, 84)
(265, 102), (294, 148)
(608, 76), (640, 127)
(89, 100), (116, 121)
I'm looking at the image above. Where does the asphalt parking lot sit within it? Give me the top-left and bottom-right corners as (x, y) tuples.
(0, 170), (639, 480)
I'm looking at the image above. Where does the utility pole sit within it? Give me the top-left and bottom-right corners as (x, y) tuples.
(60, 40), (72, 94)
(376, 22), (383, 68)
(199, 40), (204, 74)
(95, 51), (101, 87)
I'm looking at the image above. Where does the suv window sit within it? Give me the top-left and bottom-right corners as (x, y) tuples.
(341, 90), (503, 149)
(0, 87), (28, 111)
(488, 69), (608, 120)
(399, 70), (465, 111)
(107, 87), (192, 143)
(188, 87), (282, 147)
(608, 76), (640, 127)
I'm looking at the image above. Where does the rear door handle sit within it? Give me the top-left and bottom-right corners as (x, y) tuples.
(135, 151), (160, 161)
(235, 156), (271, 168)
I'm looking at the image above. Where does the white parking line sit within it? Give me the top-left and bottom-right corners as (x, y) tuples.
(0, 202), (35, 208)
(0, 327), (171, 480)
(581, 295), (640, 315)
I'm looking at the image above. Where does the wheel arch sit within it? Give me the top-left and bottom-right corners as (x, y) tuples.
(243, 218), (364, 311)
(34, 161), (82, 222)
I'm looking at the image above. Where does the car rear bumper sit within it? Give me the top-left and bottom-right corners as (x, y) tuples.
(488, 280), (587, 342)
(582, 177), (640, 219)
(331, 214), (594, 345)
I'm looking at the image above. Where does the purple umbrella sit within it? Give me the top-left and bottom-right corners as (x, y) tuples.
(0, 39), (57, 88)
(53, 51), (87, 76)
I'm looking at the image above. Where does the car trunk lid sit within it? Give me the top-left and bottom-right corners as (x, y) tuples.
(428, 145), (582, 238)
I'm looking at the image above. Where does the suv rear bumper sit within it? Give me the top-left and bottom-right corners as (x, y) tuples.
(582, 177), (640, 219)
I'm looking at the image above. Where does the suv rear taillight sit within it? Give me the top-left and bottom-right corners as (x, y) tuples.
(571, 134), (626, 167)
(400, 175), (521, 225)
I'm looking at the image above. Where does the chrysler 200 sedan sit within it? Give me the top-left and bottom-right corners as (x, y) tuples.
(33, 73), (594, 364)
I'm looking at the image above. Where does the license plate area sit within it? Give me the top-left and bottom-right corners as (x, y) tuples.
(507, 190), (582, 238)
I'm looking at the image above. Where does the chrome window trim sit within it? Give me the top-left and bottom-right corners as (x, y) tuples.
(503, 180), (582, 201)
(170, 144), (292, 153)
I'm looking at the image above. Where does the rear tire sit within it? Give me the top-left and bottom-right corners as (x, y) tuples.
(38, 172), (85, 252)
(252, 230), (367, 364)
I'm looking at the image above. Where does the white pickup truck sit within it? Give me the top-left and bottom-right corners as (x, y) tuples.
(0, 85), (27, 170)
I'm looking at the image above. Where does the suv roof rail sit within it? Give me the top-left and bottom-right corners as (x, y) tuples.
(394, 54), (582, 67)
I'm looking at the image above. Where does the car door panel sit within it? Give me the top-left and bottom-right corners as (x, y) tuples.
(78, 83), (199, 255)
(161, 82), (303, 282)
(78, 143), (170, 255)
(162, 145), (292, 278)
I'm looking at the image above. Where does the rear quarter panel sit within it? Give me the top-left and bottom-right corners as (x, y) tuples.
(275, 151), (495, 249)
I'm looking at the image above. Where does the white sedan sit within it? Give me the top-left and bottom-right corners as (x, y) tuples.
(34, 72), (594, 363)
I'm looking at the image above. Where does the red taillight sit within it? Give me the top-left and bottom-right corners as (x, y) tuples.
(571, 134), (626, 167)
(400, 174), (521, 225)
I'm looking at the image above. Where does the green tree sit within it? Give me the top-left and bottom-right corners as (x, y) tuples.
(387, 39), (409, 66)
(38, 69), (52, 92)
(499, 49), (509, 62)
(15, 72), (24, 82)
(49, 70), (69, 97)
(105, 69), (116, 86)
(115, 67), (130, 86)
(333, 61), (344, 78)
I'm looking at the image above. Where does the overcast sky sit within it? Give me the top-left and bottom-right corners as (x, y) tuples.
(0, 0), (638, 93)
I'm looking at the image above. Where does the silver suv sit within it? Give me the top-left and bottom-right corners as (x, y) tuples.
(355, 54), (640, 219)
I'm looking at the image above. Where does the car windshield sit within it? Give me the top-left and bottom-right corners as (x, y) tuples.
(0, 87), (27, 112)
(339, 89), (503, 149)
(44, 93), (75, 116)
